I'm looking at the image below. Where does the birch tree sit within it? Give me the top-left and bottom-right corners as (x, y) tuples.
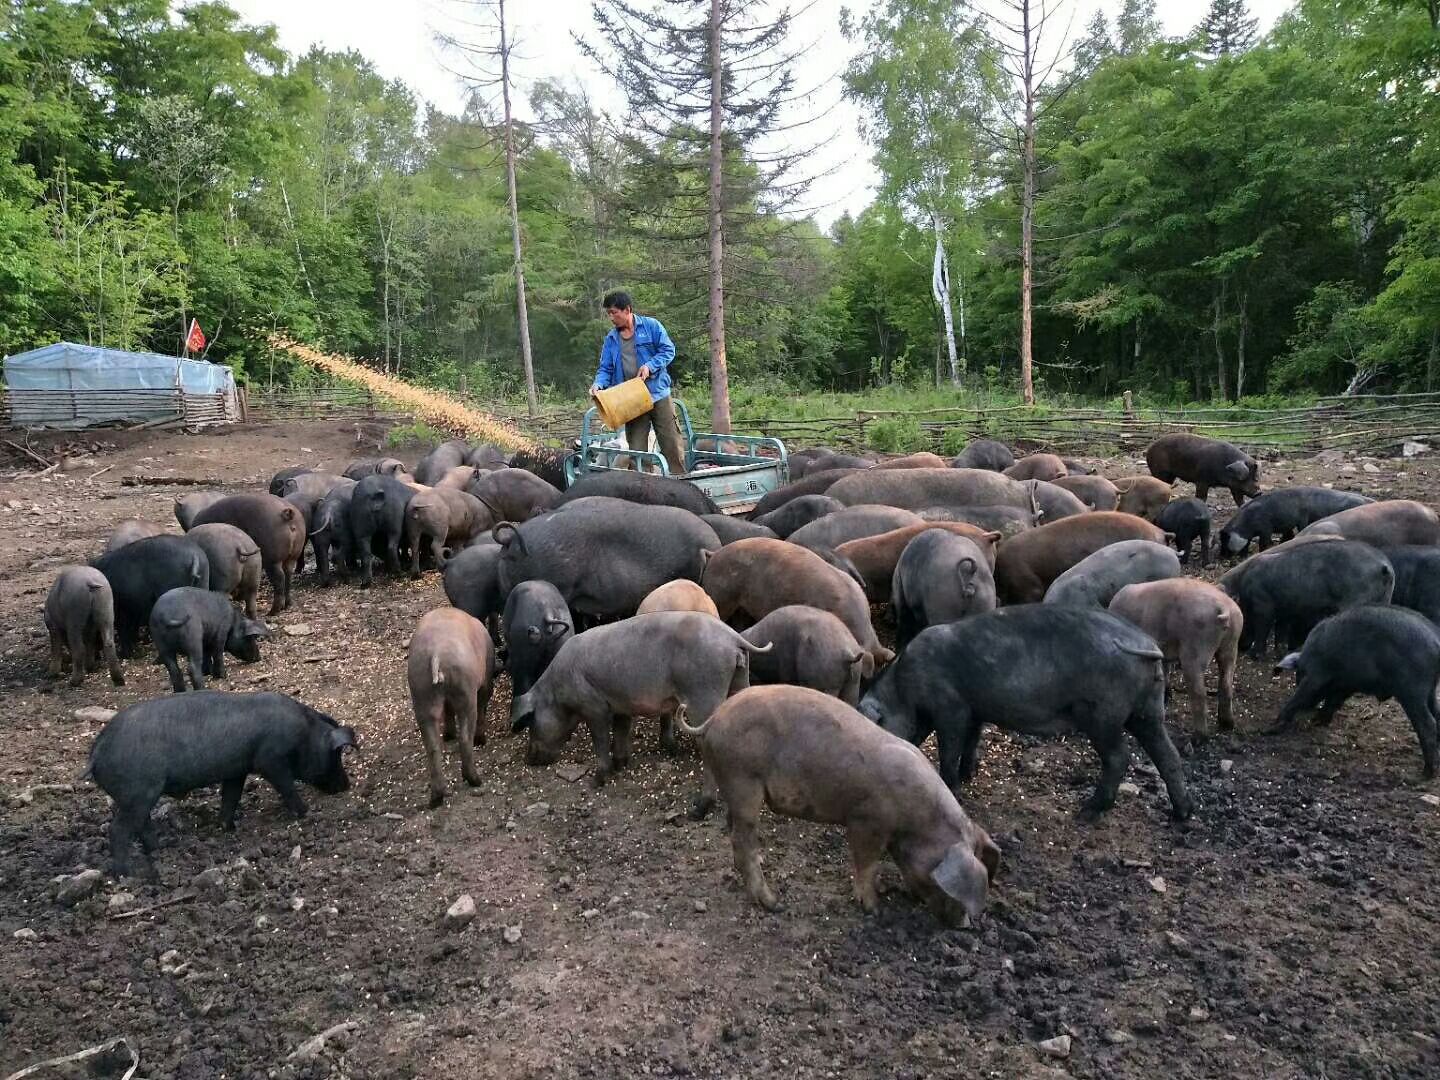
(843, 0), (999, 386)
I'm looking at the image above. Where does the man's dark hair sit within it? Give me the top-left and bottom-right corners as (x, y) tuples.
(602, 290), (633, 312)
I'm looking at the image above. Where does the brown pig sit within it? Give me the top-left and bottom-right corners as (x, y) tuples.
(873, 451), (949, 470)
(702, 538), (894, 668)
(637, 580), (720, 617)
(740, 606), (871, 704)
(1051, 474), (1119, 511)
(836, 522), (1002, 601)
(1108, 578), (1242, 736)
(1003, 453), (1067, 482)
(681, 685), (1000, 925)
(407, 607), (497, 807)
(994, 511), (1165, 603)
(1113, 475), (1174, 520)
(191, 494), (306, 614)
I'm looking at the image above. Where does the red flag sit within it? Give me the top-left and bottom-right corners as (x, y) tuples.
(185, 319), (206, 354)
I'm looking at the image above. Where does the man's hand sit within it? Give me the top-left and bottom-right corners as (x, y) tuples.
(636, 364), (651, 381)
(589, 382), (602, 397)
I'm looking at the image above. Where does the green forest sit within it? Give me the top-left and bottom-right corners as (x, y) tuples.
(0, 0), (1436, 410)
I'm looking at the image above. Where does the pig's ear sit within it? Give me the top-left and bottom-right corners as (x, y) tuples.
(1225, 461), (1250, 481)
(1276, 651), (1301, 672)
(330, 726), (357, 753)
(975, 834), (1002, 882)
(930, 843), (990, 920)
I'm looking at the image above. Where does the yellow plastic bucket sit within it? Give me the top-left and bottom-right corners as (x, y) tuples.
(592, 377), (654, 430)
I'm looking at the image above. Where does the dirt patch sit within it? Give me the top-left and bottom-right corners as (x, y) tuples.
(1, 423), (1438, 1078)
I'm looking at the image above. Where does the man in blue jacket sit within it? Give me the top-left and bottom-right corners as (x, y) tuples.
(590, 290), (687, 476)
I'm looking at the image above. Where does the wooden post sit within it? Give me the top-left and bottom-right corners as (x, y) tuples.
(1122, 390), (1134, 418)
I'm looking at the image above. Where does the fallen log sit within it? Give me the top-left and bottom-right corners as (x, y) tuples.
(121, 475), (222, 487)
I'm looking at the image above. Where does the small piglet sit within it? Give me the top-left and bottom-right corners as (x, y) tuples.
(682, 685), (1000, 925)
(408, 607), (497, 807)
(45, 566), (124, 687)
(148, 587), (268, 692)
(88, 691), (356, 876)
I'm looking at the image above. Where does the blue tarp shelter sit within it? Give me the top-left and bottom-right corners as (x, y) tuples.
(3, 342), (239, 428)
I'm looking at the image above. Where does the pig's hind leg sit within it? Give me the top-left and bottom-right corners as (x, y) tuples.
(728, 783), (777, 910)
(846, 824), (887, 914)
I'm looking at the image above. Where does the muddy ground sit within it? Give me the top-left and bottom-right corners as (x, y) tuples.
(0, 420), (1437, 1079)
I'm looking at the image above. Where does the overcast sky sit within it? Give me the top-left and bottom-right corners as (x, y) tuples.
(230, 0), (1298, 228)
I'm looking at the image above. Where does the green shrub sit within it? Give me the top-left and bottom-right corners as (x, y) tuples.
(386, 421), (447, 448)
(866, 417), (926, 453)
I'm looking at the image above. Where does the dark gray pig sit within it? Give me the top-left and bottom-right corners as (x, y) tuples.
(1155, 497), (1213, 565)
(268, 466), (312, 497)
(91, 535), (209, 657)
(148, 587), (268, 692)
(281, 471), (347, 501)
(1028, 479), (1089, 522)
(414, 440), (472, 485)
(1381, 545), (1440, 625)
(1232, 538), (1394, 657)
(347, 474), (417, 586)
(1145, 433), (1260, 505)
(466, 442), (508, 469)
(1297, 499), (1440, 547)
(467, 467), (561, 522)
(1272, 604), (1439, 776)
(950, 439), (1014, 472)
(701, 514), (778, 545)
(343, 457), (407, 480)
(307, 479), (358, 585)
(680, 685), (999, 924)
(557, 470), (718, 515)
(892, 531), (996, 650)
(495, 496), (720, 620)
(740, 606), (870, 705)
(860, 605), (1193, 820)
(408, 607), (497, 806)
(87, 691), (355, 876)
(1042, 540), (1182, 609)
(105, 520), (167, 552)
(45, 566), (123, 687)
(186, 522), (262, 618)
(753, 494), (845, 538)
(748, 468), (866, 519)
(175, 491), (227, 531)
(443, 542), (506, 639)
(502, 580), (574, 698)
(828, 468), (1037, 513)
(512, 611), (770, 785)
(1218, 487), (1372, 555)
(787, 505), (923, 550)
(192, 493), (305, 613)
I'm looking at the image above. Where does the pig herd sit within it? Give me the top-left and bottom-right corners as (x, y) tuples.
(45, 431), (1440, 926)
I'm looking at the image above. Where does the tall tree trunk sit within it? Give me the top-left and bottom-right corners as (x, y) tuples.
(1212, 282), (1230, 401)
(1018, 0), (1036, 406)
(930, 210), (960, 386)
(956, 263), (968, 374)
(279, 179), (317, 304)
(500, 0), (539, 416)
(707, 0), (732, 433)
(378, 207), (392, 373)
(1428, 327), (1439, 393)
(1235, 289), (1248, 399)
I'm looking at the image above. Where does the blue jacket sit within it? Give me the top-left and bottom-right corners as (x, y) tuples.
(594, 315), (676, 402)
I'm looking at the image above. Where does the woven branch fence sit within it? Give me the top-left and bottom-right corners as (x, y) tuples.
(238, 383), (1440, 458)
